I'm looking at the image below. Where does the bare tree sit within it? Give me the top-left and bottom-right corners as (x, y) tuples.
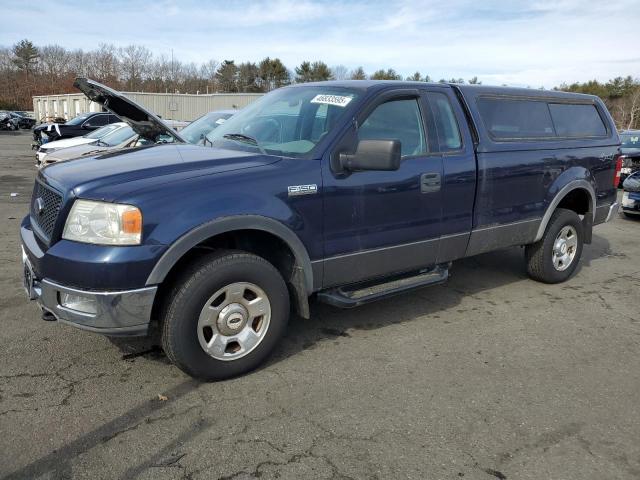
(119, 45), (152, 91)
(200, 59), (219, 93)
(89, 44), (120, 85)
(616, 87), (640, 130)
(331, 65), (349, 81)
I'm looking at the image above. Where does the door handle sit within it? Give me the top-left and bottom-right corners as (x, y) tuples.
(420, 172), (441, 193)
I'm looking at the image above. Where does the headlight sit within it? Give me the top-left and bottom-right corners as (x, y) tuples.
(63, 200), (142, 245)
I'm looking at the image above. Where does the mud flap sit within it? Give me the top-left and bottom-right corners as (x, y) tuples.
(582, 214), (593, 244)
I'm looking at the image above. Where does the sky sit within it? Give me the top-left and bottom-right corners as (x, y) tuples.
(1, 0), (639, 88)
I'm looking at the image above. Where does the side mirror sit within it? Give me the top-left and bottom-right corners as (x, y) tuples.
(82, 123), (93, 129)
(339, 139), (401, 172)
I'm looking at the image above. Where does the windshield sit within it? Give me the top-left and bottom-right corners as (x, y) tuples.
(65, 113), (91, 126)
(206, 86), (360, 157)
(180, 111), (234, 145)
(98, 126), (135, 146)
(621, 133), (640, 148)
(84, 124), (120, 139)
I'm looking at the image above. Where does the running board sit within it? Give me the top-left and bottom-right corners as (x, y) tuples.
(317, 265), (449, 308)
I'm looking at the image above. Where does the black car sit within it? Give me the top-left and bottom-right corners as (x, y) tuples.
(619, 129), (640, 186)
(32, 112), (121, 146)
(10, 111), (36, 129)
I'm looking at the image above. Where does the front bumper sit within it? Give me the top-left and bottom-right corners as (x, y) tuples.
(20, 214), (162, 336)
(22, 247), (157, 336)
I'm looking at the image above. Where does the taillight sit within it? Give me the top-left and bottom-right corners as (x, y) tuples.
(614, 155), (623, 187)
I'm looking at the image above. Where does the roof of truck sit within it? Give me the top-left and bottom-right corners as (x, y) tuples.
(288, 80), (600, 102)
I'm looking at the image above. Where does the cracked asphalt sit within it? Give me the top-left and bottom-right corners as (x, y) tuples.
(1, 130), (639, 480)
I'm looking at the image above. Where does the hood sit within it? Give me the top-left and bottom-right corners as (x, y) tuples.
(73, 77), (185, 143)
(40, 136), (95, 151)
(41, 144), (282, 201)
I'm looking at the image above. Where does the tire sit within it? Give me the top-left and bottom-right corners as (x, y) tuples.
(525, 208), (584, 284)
(161, 250), (290, 380)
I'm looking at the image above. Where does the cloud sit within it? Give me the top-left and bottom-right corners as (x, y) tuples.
(0, 0), (638, 87)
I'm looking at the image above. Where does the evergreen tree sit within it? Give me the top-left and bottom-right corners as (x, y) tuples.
(11, 39), (39, 78)
(215, 60), (238, 92)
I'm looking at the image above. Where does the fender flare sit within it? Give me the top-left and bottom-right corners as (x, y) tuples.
(146, 215), (314, 294)
(534, 179), (596, 242)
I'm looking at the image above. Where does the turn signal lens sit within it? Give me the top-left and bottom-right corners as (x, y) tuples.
(122, 209), (142, 235)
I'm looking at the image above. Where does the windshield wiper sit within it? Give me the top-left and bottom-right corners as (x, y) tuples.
(223, 133), (266, 154)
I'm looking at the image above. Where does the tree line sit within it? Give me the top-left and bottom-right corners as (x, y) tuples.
(1, 39), (638, 130)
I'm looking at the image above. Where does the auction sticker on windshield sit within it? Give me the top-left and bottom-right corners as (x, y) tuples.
(310, 94), (353, 107)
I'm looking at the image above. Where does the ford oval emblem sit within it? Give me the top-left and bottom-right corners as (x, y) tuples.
(35, 197), (45, 215)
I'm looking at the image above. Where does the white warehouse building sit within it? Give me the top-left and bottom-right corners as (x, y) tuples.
(32, 91), (263, 122)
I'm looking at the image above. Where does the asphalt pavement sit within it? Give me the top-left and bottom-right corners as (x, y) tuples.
(1, 130), (639, 479)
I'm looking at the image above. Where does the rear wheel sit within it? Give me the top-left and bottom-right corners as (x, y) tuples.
(161, 251), (290, 380)
(525, 208), (584, 284)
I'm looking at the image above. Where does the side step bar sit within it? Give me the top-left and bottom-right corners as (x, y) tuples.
(317, 265), (449, 308)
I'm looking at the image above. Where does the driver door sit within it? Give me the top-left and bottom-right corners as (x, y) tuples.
(321, 90), (443, 287)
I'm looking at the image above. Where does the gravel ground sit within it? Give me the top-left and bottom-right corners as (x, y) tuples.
(1, 130), (639, 480)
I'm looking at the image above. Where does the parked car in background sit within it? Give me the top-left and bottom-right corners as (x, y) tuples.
(36, 122), (128, 165)
(621, 171), (640, 218)
(10, 111), (36, 129)
(180, 110), (237, 145)
(32, 112), (121, 146)
(619, 129), (640, 186)
(21, 78), (621, 380)
(38, 124), (145, 168)
(0, 111), (20, 130)
(39, 115), (222, 167)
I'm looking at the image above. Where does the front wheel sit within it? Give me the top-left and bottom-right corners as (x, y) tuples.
(161, 251), (290, 380)
(525, 208), (584, 284)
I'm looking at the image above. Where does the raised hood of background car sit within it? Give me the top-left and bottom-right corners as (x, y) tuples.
(73, 77), (185, 143)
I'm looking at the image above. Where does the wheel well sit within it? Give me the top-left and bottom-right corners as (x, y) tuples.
(557, 188), (591, 215)
(151, 229), (309, 325)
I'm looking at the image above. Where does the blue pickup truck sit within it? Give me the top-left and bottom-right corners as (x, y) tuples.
(21, 78), (622, 379)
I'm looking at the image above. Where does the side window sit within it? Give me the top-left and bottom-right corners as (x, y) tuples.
(548, 103), (607, 137)
(108, 114), (120, 124)
(427, 92), (462, 151)
(477, 98), (555, 139)
(358, 99), (427, 157)
(85, 115), (108, 127)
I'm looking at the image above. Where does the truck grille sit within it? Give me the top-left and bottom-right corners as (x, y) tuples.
(30, 181), (63, 240)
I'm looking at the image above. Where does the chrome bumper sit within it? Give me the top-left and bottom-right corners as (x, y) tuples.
(605, 202), (620, 223)
(22, 249), (157, 336)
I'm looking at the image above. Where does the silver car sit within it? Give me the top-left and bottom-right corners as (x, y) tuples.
(38, 125), (144, 168)
(36, 122), (128, 165)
